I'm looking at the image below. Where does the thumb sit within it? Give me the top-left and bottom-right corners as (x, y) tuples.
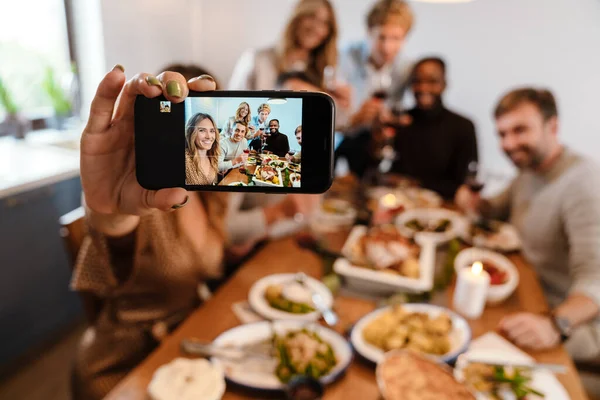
(144, 188), (189, 211)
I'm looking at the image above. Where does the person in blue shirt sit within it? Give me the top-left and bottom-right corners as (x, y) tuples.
(335, 0), (414, 176)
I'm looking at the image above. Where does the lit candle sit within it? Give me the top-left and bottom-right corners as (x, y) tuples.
(453, 261), (490, 319)
(380, 193), (398, 211)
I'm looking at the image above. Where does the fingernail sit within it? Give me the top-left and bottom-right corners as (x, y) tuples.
(189, 74), (216, 84)
(166, 80), (182, 98)
(171, 196), (189, 210)
(112, 64), (125, 73)
(145, 75), (162, 88)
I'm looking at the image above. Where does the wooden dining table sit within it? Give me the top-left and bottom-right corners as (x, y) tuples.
(105, 230), (589, 399)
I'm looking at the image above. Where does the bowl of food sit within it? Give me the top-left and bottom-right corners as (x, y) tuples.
(253, 165), (283, 187)
(269, 159), (289, 170)
(351, 304), (471, 364)
(396, 208), (464, 244)
(147, 358), (226, 400)
(376, 350), (475, 400)
(289, 172), (301, 188)
(211, 321), (352, 391)
(465, 219), (522, 252)
(335, 225), (436, 294)
(454, 248), (519, 304)
(248, 273), (333, 321)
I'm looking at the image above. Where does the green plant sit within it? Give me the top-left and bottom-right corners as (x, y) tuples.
(0, 77), (19, 115)
(42, 67), (71, 115)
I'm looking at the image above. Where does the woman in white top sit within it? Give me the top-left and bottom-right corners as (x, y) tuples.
(229, 0), (341, 93)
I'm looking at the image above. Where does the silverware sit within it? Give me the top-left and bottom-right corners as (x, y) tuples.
(295, 272), (339, 327)
(180, 338), (274, 361)
(465, 357), (567, 374)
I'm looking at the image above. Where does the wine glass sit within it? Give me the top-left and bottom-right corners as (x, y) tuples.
(465, 161), (485, 193)
(372, 72), (392, 100)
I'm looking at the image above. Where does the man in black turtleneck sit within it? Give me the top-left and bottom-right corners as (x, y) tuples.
(390, 57), (478, 199)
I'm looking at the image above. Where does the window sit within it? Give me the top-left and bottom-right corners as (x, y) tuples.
(0, 0), (74, 121)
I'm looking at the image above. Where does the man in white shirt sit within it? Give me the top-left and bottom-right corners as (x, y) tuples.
(218, 121), (249, 172)
(336, 0), (414, 176)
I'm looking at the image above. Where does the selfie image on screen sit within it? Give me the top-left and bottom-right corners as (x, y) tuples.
(184, 97), (302, 188)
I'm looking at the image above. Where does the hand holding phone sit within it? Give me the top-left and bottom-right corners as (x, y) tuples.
(135, 90), (335, 193)
(80, 67), (216, 216)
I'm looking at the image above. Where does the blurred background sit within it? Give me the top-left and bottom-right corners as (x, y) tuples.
(1, 0), (599, 399)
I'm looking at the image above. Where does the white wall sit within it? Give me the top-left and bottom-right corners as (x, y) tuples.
(101, 0), (600, 175)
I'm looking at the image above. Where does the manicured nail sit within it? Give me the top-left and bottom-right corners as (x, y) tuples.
(166, 80), (182, 97)
(145, 75), (162, 88)
(112, 64), (125, 73)
(197, 74), (215, 82)
(171, 196), (189, 210)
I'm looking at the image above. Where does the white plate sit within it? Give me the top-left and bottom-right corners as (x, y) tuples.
(268, 159), (288, 170)
(454, 248), (519, 304)
(462, 220), (522, 252)
(211, 321), (353, 391)
(454, 332), (569, 400)
(248, 273), (333, 321)
(351, 303), (471, 364)
(404, 187), (444, 208)
(396, 208), (465, 244)
(335, 226), (436, 294)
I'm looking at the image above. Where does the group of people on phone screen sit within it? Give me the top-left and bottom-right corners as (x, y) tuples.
(185, 101), (302, 185)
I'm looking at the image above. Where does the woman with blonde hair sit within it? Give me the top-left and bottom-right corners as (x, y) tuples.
(229, 0), (347, 97)
(221, 101), (254, 138)
(185, 112), (220, 185)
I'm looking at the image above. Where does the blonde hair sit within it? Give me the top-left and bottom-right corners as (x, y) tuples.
(257, 103), (271, 114)
(235, 102), (251, 125)
(276, 0), (338, 87)
(367, 0), (414, 33)
(185, 113), (220, 175)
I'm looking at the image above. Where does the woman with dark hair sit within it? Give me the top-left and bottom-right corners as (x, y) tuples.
(185, 112), (220, 185)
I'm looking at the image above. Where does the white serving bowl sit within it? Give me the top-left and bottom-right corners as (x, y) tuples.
(454, 248), (519, 304)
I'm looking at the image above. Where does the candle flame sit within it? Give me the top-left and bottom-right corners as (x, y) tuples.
(472, 261), (483, 275)
(381, 193), (397, 208)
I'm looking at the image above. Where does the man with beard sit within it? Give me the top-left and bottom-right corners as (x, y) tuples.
(218, 120), (249, 172)
(456, 88), (600, 364)
(250, 119), (290, 157)
(390, 57), (478, 200)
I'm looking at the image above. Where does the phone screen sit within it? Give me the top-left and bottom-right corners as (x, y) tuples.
(181, 97), (303, 188)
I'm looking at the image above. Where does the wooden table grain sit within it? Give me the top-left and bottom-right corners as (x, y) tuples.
(105, 237), (589, 400)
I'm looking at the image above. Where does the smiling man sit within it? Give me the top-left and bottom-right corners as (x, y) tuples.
(390, 57), (478, 199)
(455, 88), (600, 363)
(218, 120), (249, 172)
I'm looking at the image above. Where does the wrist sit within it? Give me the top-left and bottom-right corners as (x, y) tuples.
(548, 311), (572, 343)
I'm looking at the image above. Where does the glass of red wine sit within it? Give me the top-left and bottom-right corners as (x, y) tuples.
(466, 161), (485, 193)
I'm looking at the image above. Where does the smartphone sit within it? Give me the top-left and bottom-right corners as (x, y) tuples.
(135, 90), (335, 193)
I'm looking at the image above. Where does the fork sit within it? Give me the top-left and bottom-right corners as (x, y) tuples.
(295, 272), (339, 327)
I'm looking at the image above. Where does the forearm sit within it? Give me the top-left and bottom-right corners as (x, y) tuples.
(554, 293), (600, 328)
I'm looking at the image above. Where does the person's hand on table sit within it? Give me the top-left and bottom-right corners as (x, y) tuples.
(498, 312), (561, 351)
(455, 184), (481, 213)
(81, 66), (216, 235)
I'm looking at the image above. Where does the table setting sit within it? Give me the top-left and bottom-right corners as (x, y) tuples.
(105, 175), (587, 400)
